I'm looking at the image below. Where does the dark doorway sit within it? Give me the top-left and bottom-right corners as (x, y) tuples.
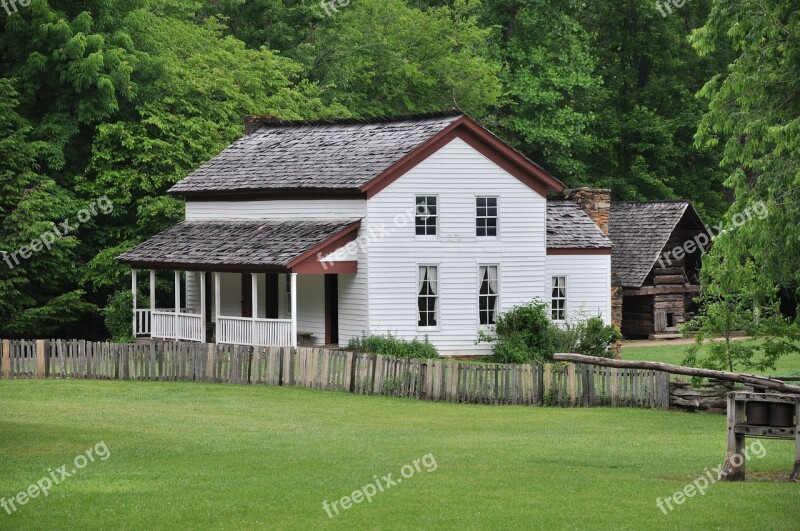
(325, 275), (339, 345)
(241, 273), (252, 318)
(265, 274), (280, 319)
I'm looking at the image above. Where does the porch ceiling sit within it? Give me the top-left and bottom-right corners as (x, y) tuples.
(116, 218), (360, 272)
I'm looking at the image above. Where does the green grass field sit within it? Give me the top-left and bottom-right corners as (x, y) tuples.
(1, 380), (798, 529)
(621, 341), (800, 377)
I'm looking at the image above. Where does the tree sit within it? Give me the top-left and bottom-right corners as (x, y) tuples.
(692, 0), (800, 290)
(0, 79), (95, 336)
(579, 0), (730, 218)
(683, 241), (798, 373)
(298, 0), (502, 117)
(481, 0), (601, 183)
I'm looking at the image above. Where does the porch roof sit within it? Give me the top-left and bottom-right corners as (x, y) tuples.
(116, 218), (360, 272)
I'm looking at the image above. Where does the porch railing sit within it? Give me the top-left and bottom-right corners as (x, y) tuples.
(135, 309), (151, 336)
(217, 317), (293, 347)
(151, 311), (203, 342)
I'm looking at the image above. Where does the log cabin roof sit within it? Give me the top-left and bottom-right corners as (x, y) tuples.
(116, 219), (360, 270)
(167, 112), (564, 197)
(609, 201), (707, 288)
(546, 200), (613, 249)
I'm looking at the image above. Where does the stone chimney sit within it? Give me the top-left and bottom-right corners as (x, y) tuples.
(564, 187), (611, 236)
(244, 115), (285, 135)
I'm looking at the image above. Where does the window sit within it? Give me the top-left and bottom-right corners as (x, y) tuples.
(418, 266), (438, 327)
(415, 196), (437, 236)
(478, 265), (499, 326)
(476, 197), (498, 237)
(551, 276), (566, 321)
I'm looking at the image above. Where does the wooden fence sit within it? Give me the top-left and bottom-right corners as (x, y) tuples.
(0, 339), (670, 409)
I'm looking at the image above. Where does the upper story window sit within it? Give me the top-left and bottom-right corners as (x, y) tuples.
(415, 196), (438, 236)
(418, 265), (438, 327)
(551, 276), (566, 321)
(476, 197), (498, 237)
(478, 265), (499, 326)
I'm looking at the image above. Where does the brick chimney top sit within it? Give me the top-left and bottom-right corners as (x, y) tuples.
(564, 187), (611, 236)
(244, 115), (285, 135)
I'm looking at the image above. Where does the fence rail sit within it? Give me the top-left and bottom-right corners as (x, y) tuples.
(0, 339), (670, 409)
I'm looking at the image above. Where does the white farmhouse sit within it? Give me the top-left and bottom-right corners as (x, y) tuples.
(117, 113), (612, 355)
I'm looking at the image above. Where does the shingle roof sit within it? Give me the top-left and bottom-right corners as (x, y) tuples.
(116, 219), (359, 269)
(546, 200), (613, 249)
(609, 201), (697, 287)
(168, 114), (463, 195)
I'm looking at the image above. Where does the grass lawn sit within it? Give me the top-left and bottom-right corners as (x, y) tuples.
(1, 381), (798, 530)
(621, 341), (800, 377)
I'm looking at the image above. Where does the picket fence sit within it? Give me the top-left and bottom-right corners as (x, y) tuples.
(0, 340), (670, 408)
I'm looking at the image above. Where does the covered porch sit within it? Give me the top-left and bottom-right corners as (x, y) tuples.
(131, 269), (298, 346)
(118, 218), (361, 348)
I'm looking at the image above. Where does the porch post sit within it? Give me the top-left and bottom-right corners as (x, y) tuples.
(131, 269), (137, 336)
(251, 273), (258, 347)
(214, 272), (221, 341)
(174, 270), (181, 340)
(149, 270), (156, 314)
(290, 272), (298, 348)
(200, 271), (207, 343)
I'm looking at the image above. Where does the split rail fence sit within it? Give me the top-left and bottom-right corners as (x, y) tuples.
(0, 339), (670, 408)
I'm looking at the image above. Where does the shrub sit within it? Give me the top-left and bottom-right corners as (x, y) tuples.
(484, 300), (555, 363)
(347, 333), (439, 360)
(578, 317), (622, 357)
(484, 300), (620, 363)
(103, 289), (134, 342)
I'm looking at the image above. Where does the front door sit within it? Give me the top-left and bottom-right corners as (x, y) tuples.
(324, 274), (339, 345)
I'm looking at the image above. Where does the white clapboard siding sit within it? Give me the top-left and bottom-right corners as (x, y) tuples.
(219, 272), (243, 317)
(296, 274), (326, 346)
(546, 254), (612, 323)
(364, 137), (547, 355)
(185, 199), (367, 220)
(185, 271), (201, 313)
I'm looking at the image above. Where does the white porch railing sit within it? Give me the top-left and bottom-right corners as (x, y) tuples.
(217, 317), (293, 347)
(152, 311), (203, 342)
(135, 309), (151, 336)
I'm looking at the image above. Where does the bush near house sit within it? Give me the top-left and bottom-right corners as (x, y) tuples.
(347, 333), (439, 360)
(484, 300), (621, 363)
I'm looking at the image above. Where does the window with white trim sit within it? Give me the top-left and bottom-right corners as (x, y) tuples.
(476, 197), (498, 237)
(415, 196), (437, 236)
(418, 265), (438, 327)
(478, 265), (499, 325)
(551, 276), (566, 321)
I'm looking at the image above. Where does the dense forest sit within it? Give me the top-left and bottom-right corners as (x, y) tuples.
(0, 0), (797, 340)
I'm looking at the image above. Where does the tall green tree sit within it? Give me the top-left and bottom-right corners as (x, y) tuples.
(481, 0), (601, 183)
(0, 80), (94, 336)
(580, 0), (730, 218)
(301, 0), (501, 117)
(692, 0), (800, 290)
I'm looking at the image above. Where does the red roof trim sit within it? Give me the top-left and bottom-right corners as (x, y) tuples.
(547, 248), (612, 255)
(360, 117), (564, 199)
(286, 221), (361, 269)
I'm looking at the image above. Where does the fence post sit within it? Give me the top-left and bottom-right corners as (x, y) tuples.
(567, 363), (577, 406)
(1, 339), (9, 379)
(36, 339), (47, 379)
(206, 343), (215, 382)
